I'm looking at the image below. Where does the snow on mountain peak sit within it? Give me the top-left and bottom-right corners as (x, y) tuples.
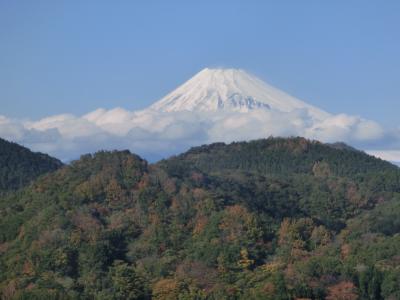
(149, 68), (331, 120)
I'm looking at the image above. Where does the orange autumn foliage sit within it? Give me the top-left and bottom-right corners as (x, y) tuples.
(326, 281), (358, 300)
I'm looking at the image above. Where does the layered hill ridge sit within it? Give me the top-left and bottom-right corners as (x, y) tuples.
(150, 68), (331, 120)
(1, 137), (400, 299)
(162, 137), (397, 178)
(0, 137), (63, 193)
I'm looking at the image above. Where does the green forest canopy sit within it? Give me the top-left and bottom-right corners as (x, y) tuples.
(0, 137), (399, 299)
(0, 138), (63, 194)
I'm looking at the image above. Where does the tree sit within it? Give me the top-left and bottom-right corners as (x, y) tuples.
(152, 278), (182, 300)
(110, 261), (147, 300)
(326, 281), (358, 300)
(238, 249), (254, 270)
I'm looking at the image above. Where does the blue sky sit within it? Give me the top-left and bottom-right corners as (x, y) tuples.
(1, 1), (400, 163)
(1, 1), (399, 127)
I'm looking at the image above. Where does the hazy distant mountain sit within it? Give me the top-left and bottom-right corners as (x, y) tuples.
(150, 68), (330, 120)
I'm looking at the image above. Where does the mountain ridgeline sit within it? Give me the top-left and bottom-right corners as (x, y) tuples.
(162, 137), (397, 177)
(0, 138), (63, 194)
(1, 137), (400, 299)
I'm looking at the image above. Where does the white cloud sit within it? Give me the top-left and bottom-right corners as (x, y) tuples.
(0, 108), (398, 163)
(367, 150), (400, 163)
(306, 114), (385, 143)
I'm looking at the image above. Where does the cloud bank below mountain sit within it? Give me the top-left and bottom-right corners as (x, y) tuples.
(1, 69), (398, 163)
(0, 107), (398, 163)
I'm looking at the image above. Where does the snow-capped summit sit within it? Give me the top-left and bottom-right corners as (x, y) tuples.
(149, 68), (331, 120)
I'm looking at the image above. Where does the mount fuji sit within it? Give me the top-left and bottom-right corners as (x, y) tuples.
(0, 67), (391, 163)
(149, 68), (331, 121)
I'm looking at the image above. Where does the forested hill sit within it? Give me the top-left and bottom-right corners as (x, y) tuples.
(160, 137), (397, 178)
(1, 138), (400, 299)
(0, 138), (63, 193)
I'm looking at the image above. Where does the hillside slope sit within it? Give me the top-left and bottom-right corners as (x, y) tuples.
(0, 138), (399, 299)
(0, 138), (63, 193)
(160, 137), (397, 177)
